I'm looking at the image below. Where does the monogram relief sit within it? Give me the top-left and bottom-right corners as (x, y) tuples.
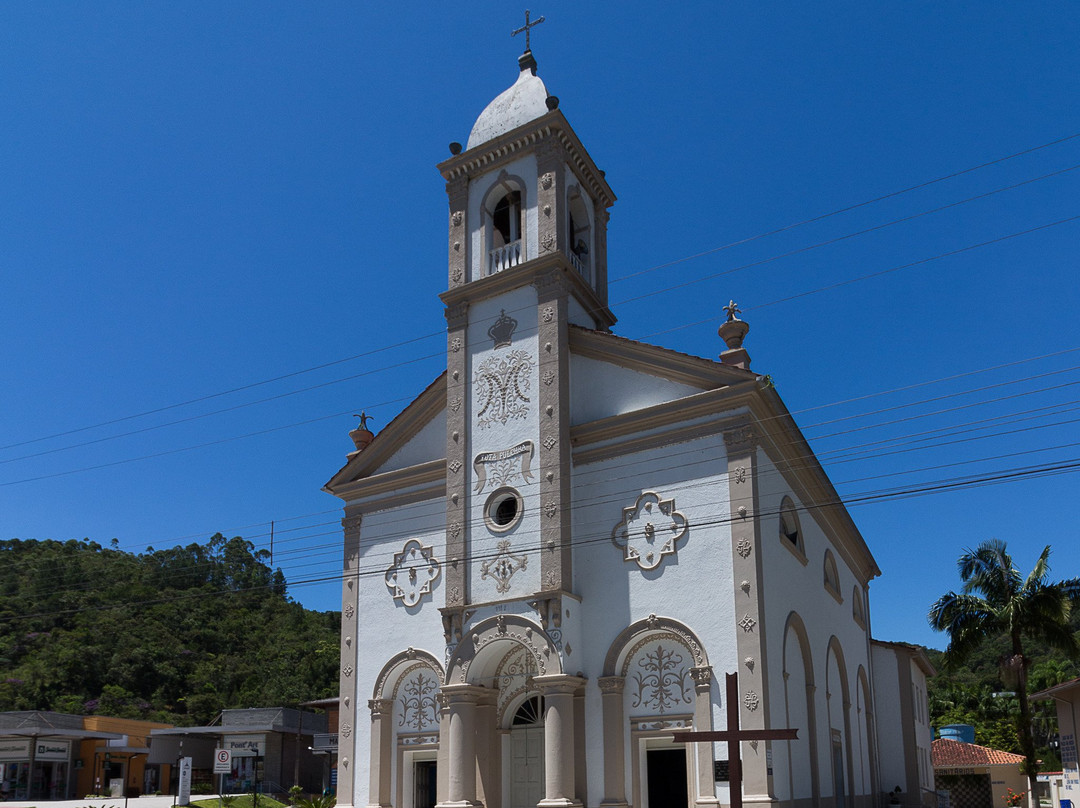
(474, 350), (534, 428)
(480, 539), (528, 593)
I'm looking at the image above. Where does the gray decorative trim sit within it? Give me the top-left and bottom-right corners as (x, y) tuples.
(372, 647), (445, 700)
(384, 539), (441, 607)
(602, 614), (708, 677)
(445, 613), (562, 685)
(611, 491), (689, 571)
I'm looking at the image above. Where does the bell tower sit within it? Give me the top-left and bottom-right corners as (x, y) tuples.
(437, 47), (616, 614)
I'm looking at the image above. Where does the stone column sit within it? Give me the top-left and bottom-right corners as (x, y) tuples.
(367, 699), (393, 808)
(436, 684), (486, 808)
(437, 693), (451, 805)
(690, 667), (720, 808)
(598, 676), (628, 808)
(476, 693), (499, 808)
(338, 512), (362, 808)
(535, 674), (586, 808)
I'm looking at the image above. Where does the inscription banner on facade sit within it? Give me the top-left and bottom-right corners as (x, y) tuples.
(0, 740), (30, 760)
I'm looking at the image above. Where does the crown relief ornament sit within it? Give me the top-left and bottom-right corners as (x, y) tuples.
(488, 309), (518, 348)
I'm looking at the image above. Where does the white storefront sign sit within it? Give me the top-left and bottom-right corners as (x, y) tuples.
(35, 740), (70, 761)
(223, 735), (266, 757)
(0, 740), (30, 761)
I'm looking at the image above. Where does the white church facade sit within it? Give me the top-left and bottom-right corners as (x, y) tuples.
(325, 47), (925, 808)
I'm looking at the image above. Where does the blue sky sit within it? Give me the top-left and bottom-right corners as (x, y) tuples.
(2, 2), (1078, 651)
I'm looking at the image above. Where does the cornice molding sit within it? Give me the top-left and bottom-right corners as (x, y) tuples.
(439, 252), (616, 330)
(330, 459), (446, 508)
(324, 376), (446, 493)
(437, 110), (616, 210)
(569, 326), (754, 389)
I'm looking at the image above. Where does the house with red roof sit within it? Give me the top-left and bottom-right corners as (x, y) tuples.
(932, 737), (1026, 808)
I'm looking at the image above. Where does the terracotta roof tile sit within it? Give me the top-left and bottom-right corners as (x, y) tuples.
(932, 738), (1025, 767)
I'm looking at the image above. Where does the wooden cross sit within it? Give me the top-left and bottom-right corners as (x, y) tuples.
(672, 672), (798, 808)
(511, 9), (545, 51)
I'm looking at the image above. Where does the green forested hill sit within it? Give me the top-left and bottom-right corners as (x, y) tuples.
(0, 535), (340, 725)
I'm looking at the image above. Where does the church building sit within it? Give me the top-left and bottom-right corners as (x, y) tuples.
(325, 43), (924, 808)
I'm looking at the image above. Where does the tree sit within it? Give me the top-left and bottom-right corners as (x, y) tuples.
(928, 540), (1080, 802)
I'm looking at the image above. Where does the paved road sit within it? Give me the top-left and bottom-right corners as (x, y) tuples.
(3, 797), (213, 808)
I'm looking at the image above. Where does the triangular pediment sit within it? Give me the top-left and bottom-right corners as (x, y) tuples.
(568, 326), (752, 425)
(324, 373), (446, 493)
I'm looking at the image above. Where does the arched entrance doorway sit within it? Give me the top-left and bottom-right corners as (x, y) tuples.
(509, 696), (544, 808)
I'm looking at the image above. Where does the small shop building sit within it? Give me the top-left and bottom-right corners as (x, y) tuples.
(1032, 676), (1080, 808)
(0, 711), (172, 800)
(932, 734), (1027, 808)
(149, 707), (327, 796)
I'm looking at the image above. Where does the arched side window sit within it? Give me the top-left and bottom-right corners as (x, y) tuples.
(823, 550), (842, 603)
(486, 181), (524, 275)
(566, 188), (593, 282)
(852, 586), (866, 629)
(779, 496), (807, 564)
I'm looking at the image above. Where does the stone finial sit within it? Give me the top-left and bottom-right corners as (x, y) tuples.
(718, 300), (752, 369)
(349, 412), (375, 452)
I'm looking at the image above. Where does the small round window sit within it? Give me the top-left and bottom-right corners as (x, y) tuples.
(484, 487), (524, 533)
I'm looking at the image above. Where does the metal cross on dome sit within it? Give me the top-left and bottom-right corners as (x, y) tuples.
(512, 9), (545, 51)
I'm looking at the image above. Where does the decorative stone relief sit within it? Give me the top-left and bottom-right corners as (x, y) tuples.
(343, 604), (355, 619)
(543, 570), (558, 590)
(540, 172), (554, 190)
(451, 210), (463, 226)
(611, 491), (689, 571)
(480, 540), (528, 593)
(733, 466), (747, 484)
(340, 721), (353, 738)
(384, 539), (441, 607)
(739, 614), (757, 633)
(745, 657), (755, 671)
(488, 309), (518, 348)
(736, 538), (752, 558)
(740, 580), (751, 594)
(342, 514), (362, 539)
(540, 233), (556, 252)
(542, 305), (555, 323)
(474, 350), (535, 428)
(495, 646), (538, 722)
(397, 669), (440, 731)
(450, 337), (462, 352)
(448, 522), (461, 540)
(448, 460), (462, 474)
(343, 664), (354, 677)
(744, 690), (760, 711)
(447, 586), (462, 605)
(473, 441), (534, 492)
(542, 369), (556, 386)
(452, 267), (463, 283)
(449, 397), (462, 413)
(629, 640), (693, 715)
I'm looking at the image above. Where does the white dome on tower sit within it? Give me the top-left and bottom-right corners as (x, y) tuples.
(466, 53), (551, 150)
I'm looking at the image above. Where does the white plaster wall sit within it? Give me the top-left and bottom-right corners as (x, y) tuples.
(911, 659), (933, 790)
(350, 496), (448, 806)
(375, 409), (447, 474)
(467, 154), (539, 282)
(756, 447), (874, 802)
(1057, 688), (1080, 804)
(870, 645), (906, 792)
(567, 295), (597, 331)
(570, 433), (736, 802)
(466, 287), (541, 601)
(774, 624), (814, 800)
(568, 353), (708, 425)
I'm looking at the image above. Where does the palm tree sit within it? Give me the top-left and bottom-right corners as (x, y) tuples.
(928, 539), (1080, 802)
